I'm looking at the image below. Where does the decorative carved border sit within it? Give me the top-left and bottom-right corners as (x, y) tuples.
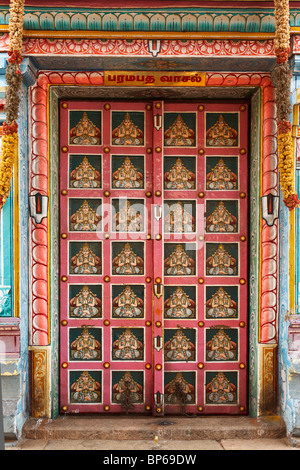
(29, 347), (50, 418)
(260, 345), (277, 413)
(291, 35), (300, 53)
(23, 39), (275, 57)
(0, 35), (277, 58)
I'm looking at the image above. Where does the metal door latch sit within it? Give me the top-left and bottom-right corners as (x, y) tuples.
(154, 390), (164, 406)
(154, 335), (163, 352)
(154, 204), (162, 221)
(154, 283), (163, 299)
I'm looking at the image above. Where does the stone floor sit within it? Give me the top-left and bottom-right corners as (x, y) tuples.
(4, 414), (300, 450)
(5, 437), (300, 451)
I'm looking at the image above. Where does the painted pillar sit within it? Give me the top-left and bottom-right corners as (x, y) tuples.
(0, 56), (36, 438)
(278, 46), (300, 440)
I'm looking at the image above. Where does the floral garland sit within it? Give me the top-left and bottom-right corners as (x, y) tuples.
(273, 0), (300, 210)
(0, 0), (24, 211)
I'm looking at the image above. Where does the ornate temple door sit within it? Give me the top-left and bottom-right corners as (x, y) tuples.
(59, 100), (248, 415)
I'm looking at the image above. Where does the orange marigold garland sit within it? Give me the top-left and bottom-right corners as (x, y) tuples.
(0, 0), (24, 211)
(273, 0), (300, 210)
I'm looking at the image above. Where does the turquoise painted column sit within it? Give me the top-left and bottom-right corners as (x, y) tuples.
(0, 56), (13, 317)
(0, 193), (13, 317)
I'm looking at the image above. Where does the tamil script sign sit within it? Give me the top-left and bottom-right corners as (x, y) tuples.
(104, 71), (206, 87)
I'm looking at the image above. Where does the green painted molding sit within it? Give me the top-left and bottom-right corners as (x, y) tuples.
(0, 7), (294, 33)
(248, 88), (261, 417)
(49, 86), (60, 418)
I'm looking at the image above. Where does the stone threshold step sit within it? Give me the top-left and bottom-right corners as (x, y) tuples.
(22, 415), (286, 441)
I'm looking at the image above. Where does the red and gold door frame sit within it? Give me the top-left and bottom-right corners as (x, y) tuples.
(28, 71), (278, 418)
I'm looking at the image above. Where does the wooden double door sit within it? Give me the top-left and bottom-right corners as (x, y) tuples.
(59, 99), (248, 415)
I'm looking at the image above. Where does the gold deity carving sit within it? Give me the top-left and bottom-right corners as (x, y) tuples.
(70, 200), (101, 231)
(113, 371), (143, 404)
(164, 244), (195, 275)
(71, 371), (101, 403)
(206, 328), (237, 361)
(206, 244), (236, 276)
(206, 114), (238, 147)
(70, 242), (101, 274)
(70, 285), (102, 318)
(113, 200), (144, 232)
(112, 243), (144, 275)
(113, 329), (144, 360)
(164, 287), (195, 318)
(70, 112), (101, 145)
(112, 286), (144, 318)
(206, 287), (237, 318)
(164, 158), (195, 190)
(206, 158), (237, 190)
(206, 372), (236, 404)
(164, 201), (195, 233)
(164, 329), (195, 361)
(164, 114), (195, 146)
(206, 201), (237, 233)
(164, 372), (195, 404)
(112, 112), (144, 146)
(70, 327), (101, 360)
(112, 156), (143, 189)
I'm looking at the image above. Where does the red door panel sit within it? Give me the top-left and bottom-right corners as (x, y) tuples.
(161, 102), (248, 415)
